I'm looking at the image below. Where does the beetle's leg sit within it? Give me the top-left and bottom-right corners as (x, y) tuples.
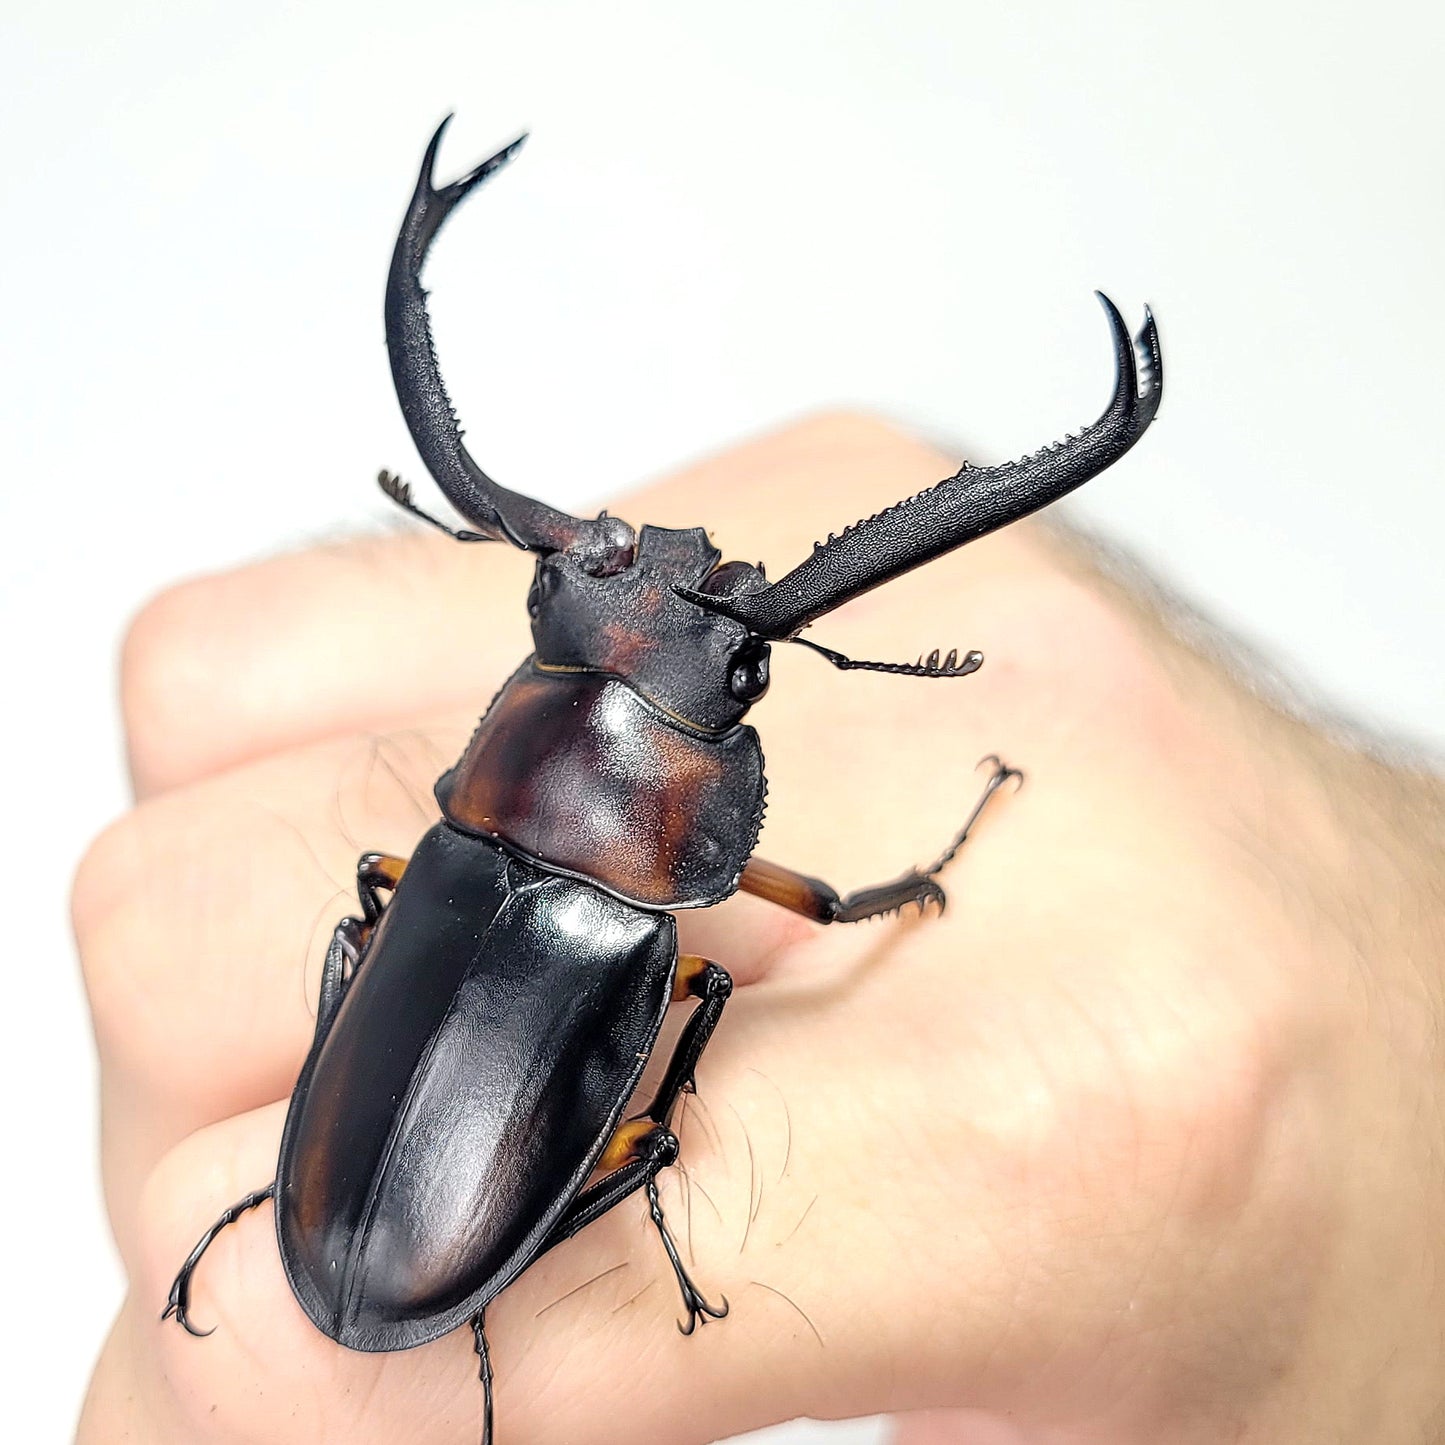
(542, 959), (732, 1331)
(740, 757), (1022, 923)
(315, 917), (363, 1040)
(356, 851), (407, 930)
(532, 961), (733, 1331)
(645, 955), (733, 1123)
(162, 1184), (276, 1337)
(316, 852), (410, 1039)
(545, 1123), (675, 1246)
(544, 1123), (728, 1334)
(644, 1173), (723, 1336)
(470, 1310), (495, 1445)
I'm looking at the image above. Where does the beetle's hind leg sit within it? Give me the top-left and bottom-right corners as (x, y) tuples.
(542, 955), (734, 1333)
(647, 1171), (727, 1335)
(162, 1184), (276, 1337)
(470, 1311), (495, 1445)
(646, 956), (734, 1329)
(546, 1123), (727, 1334)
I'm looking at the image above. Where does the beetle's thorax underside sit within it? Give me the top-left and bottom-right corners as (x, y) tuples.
(528, 524), (770, 732)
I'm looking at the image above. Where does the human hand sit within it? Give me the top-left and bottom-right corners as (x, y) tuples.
(75, 415), (1445, 1444)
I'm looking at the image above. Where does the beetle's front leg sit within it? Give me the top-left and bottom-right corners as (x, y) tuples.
(740, 757), (1022, 923)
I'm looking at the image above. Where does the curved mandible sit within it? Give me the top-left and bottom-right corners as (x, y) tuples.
(679, 294), (1162, 638)
(386, 119), (635, 573)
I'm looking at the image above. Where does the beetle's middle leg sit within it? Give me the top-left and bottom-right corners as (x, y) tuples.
(739, 756), (1022, 923)
(355, 850), (407, 927)
(645, 952), (734, 1123)
(544, 1122), (727, 1334)
(314, 852), (409, 1039)
(541, 955), (733, 1332)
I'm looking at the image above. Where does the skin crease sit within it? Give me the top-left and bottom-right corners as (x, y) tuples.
(75, 414), (1445, 1444)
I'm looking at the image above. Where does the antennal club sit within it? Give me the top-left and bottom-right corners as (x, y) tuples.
(377, 470), (497, 543)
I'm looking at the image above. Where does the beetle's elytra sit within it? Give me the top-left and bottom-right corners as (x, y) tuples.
(165, 118), (1163, 1442)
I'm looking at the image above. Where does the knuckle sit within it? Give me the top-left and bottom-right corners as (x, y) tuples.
(72, 808), (145, 966)
(120, 579), (225, 787)
(72, 797), (245, 1081)
(135, 1117), (375, 1445)
(120, 579), (213, 728)
(71, 809), (160, 1055)
(136, 1163), (289, 1439)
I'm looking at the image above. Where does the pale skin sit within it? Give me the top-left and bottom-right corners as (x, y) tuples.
(76, 415), (1445, 1444)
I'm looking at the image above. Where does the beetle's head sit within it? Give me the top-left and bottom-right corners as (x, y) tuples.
(385, 124), (1164, 717)
(529, 525), (771, 731)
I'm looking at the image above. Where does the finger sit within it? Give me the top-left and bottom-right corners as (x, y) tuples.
(889, 1411), (1036, 1444)
(78, 705), (834, 1257)
(104, 925), (1032, 1445)
(76, 717), (464, 1250)
(90, 695), (1290, 1441)
(122, 414), (1037, 799)
(121, 529), (534, 800)
(105, 804), (1263, 1445)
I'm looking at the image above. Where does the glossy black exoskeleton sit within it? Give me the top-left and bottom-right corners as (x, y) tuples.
(165, 120), (1164, 1441)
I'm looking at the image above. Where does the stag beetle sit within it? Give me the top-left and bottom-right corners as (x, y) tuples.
(165, 119), (1163, 1442)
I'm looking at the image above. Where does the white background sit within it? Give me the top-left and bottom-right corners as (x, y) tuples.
(2, 2), (1441, 1441)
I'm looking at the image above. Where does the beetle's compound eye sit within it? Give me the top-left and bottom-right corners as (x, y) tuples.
(729, 636), (771, 703)
(700, 558), (767, 597)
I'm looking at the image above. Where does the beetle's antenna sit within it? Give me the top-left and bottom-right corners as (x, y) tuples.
(378, 470), (498, 543)
(789, 635), (984, 679)
(471, 1312), (495, 1445)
